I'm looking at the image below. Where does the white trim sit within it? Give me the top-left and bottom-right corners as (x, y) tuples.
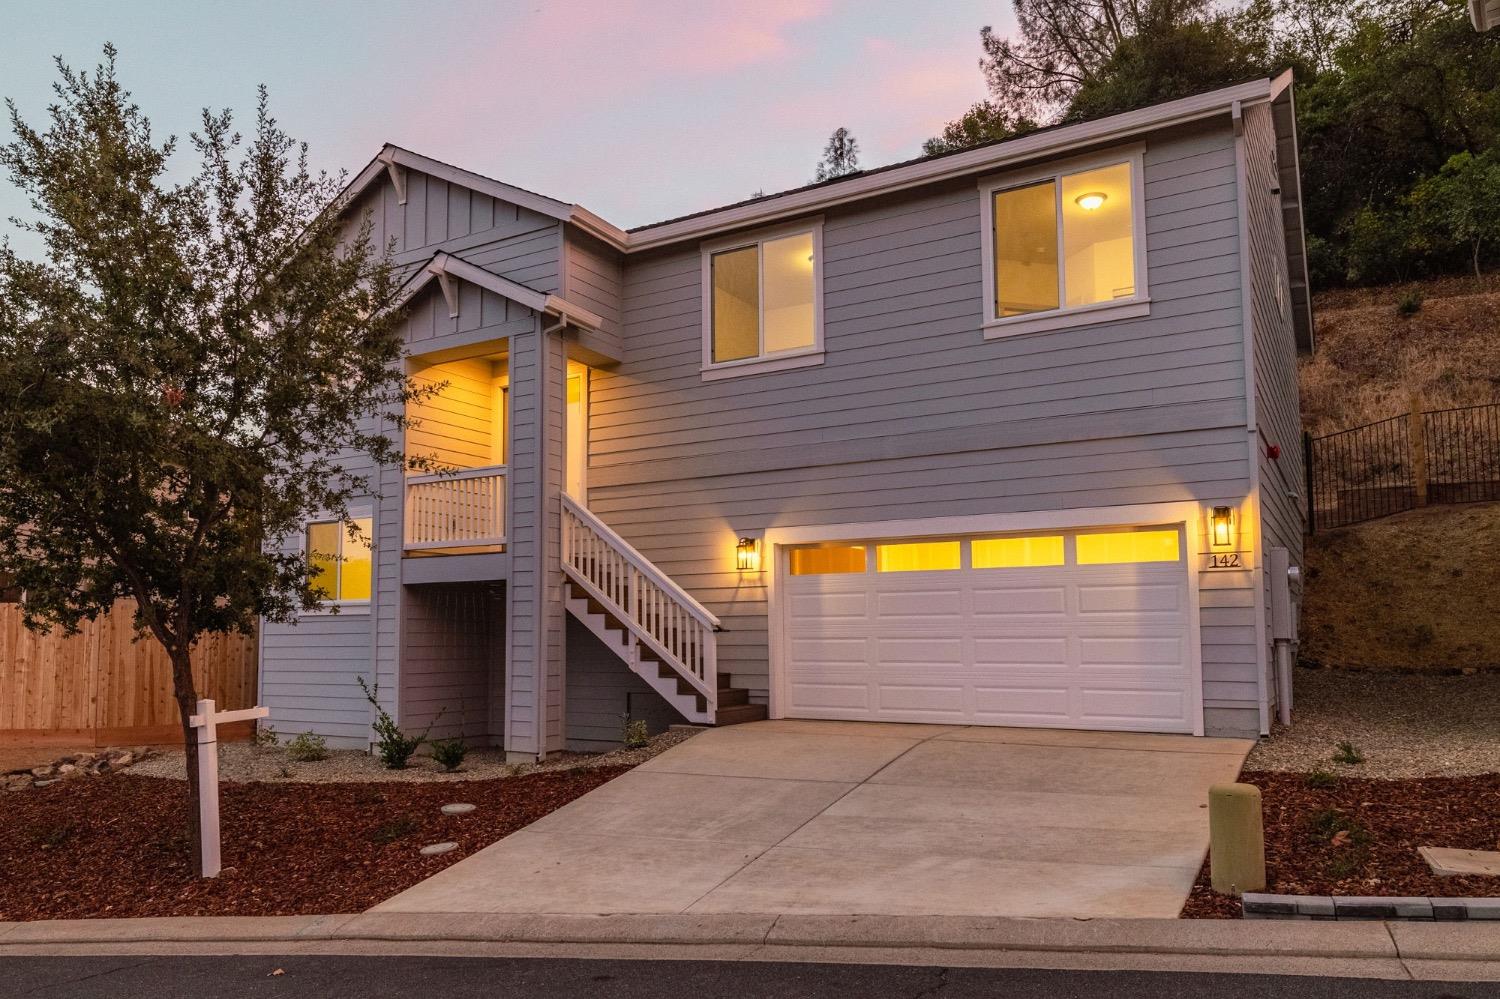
(299, 507), (375, 614)
(763, 501), (1211, 737)
(978, 143), (1149, 336)
(391, 252), (607, 335)
(630, 79), (1274, 252)
(699, 217), (825, 381)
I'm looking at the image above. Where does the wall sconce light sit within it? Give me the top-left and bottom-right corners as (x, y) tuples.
(736, 536), (761, 572)
(1209, 506), (1235, 548)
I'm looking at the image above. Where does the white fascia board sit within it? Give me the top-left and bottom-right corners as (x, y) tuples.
(624, 77), (1276, 253)
(396, 252), (607, 333)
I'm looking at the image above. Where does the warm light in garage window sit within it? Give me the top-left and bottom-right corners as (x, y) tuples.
(972, 535), (1064, 569)
(876, 541), (961, 572)
(788, 545), (867, 575)
(1075, 530), (1180, 565)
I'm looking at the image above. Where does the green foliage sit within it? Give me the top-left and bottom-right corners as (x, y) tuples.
(0, 46), (418, 744)
(285, 731), (329, 763)
(813, 127), (860, 183)
(1305, 807), (1372, 877)
(620, 714), (650, 749)
(1332, 740), (1366, 765)
(430, 736), (468, 773)
(922, 102), (1037, 156)
(253, 724), (280, 749)
(1409, 151), (1500, 278)
(1304, 765), (1339, 788)
(1396, 289), (1424, 316)
(358, 676), (435, 770)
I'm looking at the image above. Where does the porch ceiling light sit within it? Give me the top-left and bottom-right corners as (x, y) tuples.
(1210, 506), (1235, 548)
(1074, 191), (1107, 211)
(736, 536), (761, 572)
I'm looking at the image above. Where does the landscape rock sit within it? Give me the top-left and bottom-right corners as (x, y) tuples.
(4, 746), (156, 791)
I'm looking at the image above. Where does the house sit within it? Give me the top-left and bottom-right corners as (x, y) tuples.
(259, 73), (1311, 758)
(1473, 0), (1499, 30)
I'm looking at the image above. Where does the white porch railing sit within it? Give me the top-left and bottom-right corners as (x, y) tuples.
(561, 495), (719, 708)
(404, 465), (507, 550)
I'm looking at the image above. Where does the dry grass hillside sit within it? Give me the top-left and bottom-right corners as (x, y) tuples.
(1300, 276), (1500, 671)
(1301, 275), (1500, 436)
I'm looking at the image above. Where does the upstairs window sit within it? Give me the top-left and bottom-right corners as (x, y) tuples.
(702, 220), (824, 379)
(308, 516), (373, 603)
(980, 147), (1148, 337)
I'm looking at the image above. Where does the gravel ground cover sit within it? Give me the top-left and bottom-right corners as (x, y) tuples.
(1183, 770), (1500, 918)
(129, 728), (699, 784)
(0, 765), (632, 920)
(1246, 668), (1500, 778)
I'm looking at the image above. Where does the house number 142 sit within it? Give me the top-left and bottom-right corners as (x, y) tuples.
(1207, 553), (1243, 569)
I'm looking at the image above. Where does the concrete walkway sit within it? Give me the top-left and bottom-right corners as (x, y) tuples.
(377, 720), (1253, 919)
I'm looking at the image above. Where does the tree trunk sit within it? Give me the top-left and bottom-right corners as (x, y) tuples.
(167, 644), (204, 877)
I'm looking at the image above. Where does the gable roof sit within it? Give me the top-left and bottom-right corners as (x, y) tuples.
(393, 251), (605, 332)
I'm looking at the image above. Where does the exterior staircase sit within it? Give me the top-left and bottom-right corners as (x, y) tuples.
(561, 496), (765, 727)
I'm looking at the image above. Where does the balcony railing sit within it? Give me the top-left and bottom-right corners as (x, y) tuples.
(404, 465), (507, 550)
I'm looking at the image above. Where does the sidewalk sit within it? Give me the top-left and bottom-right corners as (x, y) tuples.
(4, 912), (1500, 982)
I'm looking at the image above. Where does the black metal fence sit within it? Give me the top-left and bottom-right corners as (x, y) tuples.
(1306, 402), (1500, 532)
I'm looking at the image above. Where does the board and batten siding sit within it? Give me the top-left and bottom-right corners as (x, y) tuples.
(586, 119), (1264, 737)
(398, 583), (499, 741)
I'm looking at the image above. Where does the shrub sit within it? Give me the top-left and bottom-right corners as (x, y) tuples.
(1333, 740), (1366, 766)
(1396, 290), (1424, 316)
(358, 676), (437, 769)
(1304, 766), (1338, 789)
(620, 714), (649, 749)
(252, 724), (279, 749)
(430, 736), (468, 773)
(285, 731), (328, 763)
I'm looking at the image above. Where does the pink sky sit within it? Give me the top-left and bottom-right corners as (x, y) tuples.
(2, 1), (1013, 241)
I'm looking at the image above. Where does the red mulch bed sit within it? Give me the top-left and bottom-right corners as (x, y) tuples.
(0, 766), (631, 920)
(1183, 770), (1500, 918)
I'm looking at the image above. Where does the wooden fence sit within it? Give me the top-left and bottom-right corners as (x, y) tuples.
(0, 599), (257, 747)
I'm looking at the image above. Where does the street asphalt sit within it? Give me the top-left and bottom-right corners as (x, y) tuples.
(3, 955), (1499, 998)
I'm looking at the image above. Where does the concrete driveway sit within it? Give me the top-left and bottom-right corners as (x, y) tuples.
(376, 720), (1253, 919)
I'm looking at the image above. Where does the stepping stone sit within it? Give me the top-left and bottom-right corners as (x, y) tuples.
(420, 842), (458, 856)
(441, 803), (475, 815)
(1420, 846), (1500, 877)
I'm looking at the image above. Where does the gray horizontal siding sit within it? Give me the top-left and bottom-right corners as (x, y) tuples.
(260, 612), (372, 747)
(587, 119), (1261, 735)
(563, 617), (675, 751)
(563, 230), (624, 336)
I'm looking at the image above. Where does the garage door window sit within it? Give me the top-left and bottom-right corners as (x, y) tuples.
(876, 540), (961, 573)
(1075, 529), (1179, 565)
(788, 545), (867, 575)
(971, 535), (1064, 569)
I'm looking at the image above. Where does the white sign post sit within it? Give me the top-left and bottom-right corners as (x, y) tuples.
(188, 698), (269, 878)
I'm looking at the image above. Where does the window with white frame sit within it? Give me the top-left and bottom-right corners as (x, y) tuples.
(307, 516), (373, 604)
(702, 220), (823, 377)
(980, 147), (1148, 336)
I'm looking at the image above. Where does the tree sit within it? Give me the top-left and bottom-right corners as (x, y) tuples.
(813, 127), (860, 182)
(922, 101), (1038, 156)
(0, 47), (414, 872)
(1409, 150), (1500, 278)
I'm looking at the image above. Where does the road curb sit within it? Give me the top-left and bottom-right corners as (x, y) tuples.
(6, 911), (1500, 963)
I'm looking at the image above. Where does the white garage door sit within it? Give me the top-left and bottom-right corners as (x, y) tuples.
(781, 526), (1195, 733)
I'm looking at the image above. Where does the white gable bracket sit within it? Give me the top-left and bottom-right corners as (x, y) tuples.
(376, 149), (408, 205)
(425, 256), (460, 318)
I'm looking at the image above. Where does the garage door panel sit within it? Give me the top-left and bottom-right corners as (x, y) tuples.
(1078, 635), (1187, 671)
(876, 683), (967, 716)
(972, 637), (1070, 669)
(970, 586), (1068, 616)
(783, 525), (1195, 734)
(788, 590), (868, 622)
(1076, 582), (1185, 615)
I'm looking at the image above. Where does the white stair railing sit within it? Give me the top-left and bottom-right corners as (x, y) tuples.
(561, 495), (718, 710)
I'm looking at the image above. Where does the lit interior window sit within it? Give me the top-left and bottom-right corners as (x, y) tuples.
(875, 541), (961, 572)
(1075, 529), (1179, 565)
(307, 516), (373, 601)
(788, 545), (867, 575)
(991, 160), (1136, 320)
(971, 535), (1065, 569)
(710, 230), (816, 363)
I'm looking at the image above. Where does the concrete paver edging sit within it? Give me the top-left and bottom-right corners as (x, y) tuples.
(5, 911), (1500, 964)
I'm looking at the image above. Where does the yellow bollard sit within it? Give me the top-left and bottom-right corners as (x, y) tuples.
(1209, 782), (1266, 895)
